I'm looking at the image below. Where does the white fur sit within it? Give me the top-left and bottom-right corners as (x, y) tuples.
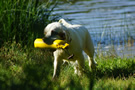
(44, 19), (97, 79)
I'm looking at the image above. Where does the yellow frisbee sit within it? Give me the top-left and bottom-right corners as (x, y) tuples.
(34, 38), (69, 49)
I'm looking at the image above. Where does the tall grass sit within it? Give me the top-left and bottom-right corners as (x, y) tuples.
(0, 0), (58, 47)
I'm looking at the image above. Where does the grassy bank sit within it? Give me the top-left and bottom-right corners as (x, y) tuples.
(0, 42), (134, 89)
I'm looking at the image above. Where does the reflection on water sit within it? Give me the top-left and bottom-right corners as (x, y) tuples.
(52, 0), (135, 58)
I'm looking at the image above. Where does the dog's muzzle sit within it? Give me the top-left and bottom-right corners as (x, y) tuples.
(43, 36), (56, 45)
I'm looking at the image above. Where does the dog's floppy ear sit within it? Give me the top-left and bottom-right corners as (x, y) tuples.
(59, 19), (72, 42)
(58, 31), (66, 40)
(62, 29), (72, 43)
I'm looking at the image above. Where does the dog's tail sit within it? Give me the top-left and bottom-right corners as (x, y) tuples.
(59, 19), (71, 27)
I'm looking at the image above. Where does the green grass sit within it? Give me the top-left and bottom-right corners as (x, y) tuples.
(0, 42), (134, 90)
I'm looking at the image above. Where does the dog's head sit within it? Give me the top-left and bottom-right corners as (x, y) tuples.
(43, 22), (66, 44)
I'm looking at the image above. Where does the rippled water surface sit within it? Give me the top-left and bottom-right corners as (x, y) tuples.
(52, 0), (135, 58)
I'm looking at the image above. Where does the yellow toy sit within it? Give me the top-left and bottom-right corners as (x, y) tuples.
(34, 38), (69, 49)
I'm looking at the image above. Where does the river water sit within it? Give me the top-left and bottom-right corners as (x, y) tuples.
(52, 0), (135, 58)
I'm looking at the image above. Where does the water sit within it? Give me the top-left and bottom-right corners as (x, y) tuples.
(52, 0), (135, 58)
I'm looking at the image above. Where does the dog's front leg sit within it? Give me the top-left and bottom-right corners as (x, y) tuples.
(52, 52), (62, 80)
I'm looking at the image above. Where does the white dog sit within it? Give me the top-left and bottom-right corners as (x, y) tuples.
(43, 19), (97, 79)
